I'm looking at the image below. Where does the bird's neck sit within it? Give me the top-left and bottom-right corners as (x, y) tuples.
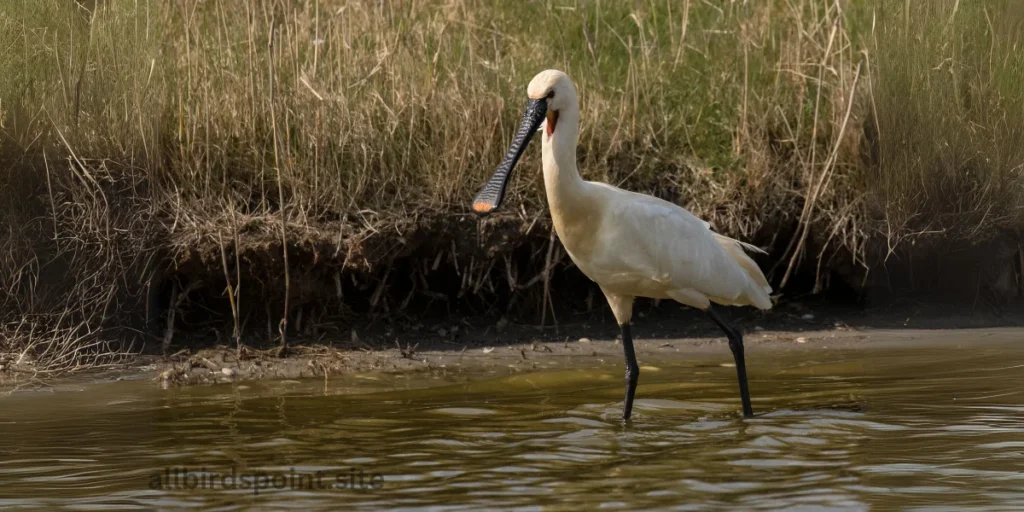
(541, 106), (586, 217)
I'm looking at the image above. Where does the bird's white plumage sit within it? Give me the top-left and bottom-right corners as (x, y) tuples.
(528, 69), (772, 324)
(569, 181), (772, 310)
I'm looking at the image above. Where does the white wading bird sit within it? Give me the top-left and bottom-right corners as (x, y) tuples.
(472, 70), (772, 420)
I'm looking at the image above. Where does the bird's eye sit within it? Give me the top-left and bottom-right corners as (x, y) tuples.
(546, 90), (555, 99)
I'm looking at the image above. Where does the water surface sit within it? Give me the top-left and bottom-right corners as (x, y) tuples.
(2, 330), (1023, 510)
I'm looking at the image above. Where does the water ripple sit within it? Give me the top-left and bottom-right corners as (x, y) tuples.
(1, 339), (1023, 510)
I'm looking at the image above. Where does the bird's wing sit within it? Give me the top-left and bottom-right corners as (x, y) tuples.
(584, 184), (752, 301)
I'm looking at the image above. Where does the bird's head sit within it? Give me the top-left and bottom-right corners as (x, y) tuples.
(471, 69), (576, 215)
(526, 69), (576, 137)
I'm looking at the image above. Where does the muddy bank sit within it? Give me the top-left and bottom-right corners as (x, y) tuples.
(4, 302), (1021, 392)
(150, 298), (1024, 386)
(146, 328), (860, 388)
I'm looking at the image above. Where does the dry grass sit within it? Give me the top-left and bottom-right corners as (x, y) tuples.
(867, 1), (1024, 242)
(1, 0), (1022, 371)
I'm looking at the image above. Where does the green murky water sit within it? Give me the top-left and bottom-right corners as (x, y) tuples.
(2, 331), (1023, 510)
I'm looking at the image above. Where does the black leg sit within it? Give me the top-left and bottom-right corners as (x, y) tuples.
(707, 308), (754, 417)
(621, 323), (640, 421)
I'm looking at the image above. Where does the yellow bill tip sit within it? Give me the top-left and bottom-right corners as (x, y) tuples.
(473, 201), (495, 213)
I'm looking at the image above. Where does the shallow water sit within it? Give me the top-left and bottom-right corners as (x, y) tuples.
(2, 331), (1024, 510)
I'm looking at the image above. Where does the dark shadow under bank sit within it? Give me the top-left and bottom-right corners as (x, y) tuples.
(138, 216), (1024, 357)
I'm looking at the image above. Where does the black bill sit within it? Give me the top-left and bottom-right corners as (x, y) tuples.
(472, 98), (548, 215)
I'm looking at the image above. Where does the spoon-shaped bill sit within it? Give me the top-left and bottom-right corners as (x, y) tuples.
(471, 98), (548, 215)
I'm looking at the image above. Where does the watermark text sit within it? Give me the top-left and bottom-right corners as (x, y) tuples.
(148, 466), (384, 495)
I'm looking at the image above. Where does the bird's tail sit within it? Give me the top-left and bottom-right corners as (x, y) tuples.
(713, 233), (773, 310)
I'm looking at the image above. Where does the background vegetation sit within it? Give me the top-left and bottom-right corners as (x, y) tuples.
(2, 0), (1023, 371)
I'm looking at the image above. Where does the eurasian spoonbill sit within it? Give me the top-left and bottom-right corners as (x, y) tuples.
(472, 70), (772, 420)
